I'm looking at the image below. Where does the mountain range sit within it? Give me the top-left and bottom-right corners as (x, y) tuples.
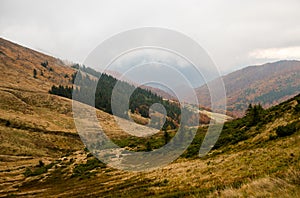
(195, 60), (300, 117)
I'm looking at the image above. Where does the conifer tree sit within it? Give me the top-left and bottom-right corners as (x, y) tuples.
(33, 69), (37, 78)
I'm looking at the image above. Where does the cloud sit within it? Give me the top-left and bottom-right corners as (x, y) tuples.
(249, 46), (300, 60)
(1, 0), (300, 73)
(110, 48), (191, 70)
(104, 48), (208, 88)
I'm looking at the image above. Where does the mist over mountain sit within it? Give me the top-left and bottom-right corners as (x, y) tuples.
(86, 48), (218, 92)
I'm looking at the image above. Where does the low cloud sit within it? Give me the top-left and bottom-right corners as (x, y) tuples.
(249, 46), (300, 60)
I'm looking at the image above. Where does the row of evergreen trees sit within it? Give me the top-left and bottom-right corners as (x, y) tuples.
(49, 85), (72, 99)
(49, 66), (181, 130)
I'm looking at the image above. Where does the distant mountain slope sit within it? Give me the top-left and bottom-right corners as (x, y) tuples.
(0, 38), (74, 92)
(196, 60), (300, 117)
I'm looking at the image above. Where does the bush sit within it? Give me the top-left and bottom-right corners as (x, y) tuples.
(24, 166), (47, 177)
(5, 120), (11, 127)
(72, 158), (106, 178)
(295, 104), (300, 112)
(41, 61), (48, 68)
(87, 153), (93, 158)
(276, 122), (297, 137)
(38, 160), (45, 167)
(269, 134), (277, 140)
(23, 162), (54, 177)
(146, 141), (152, 151)
(24, 167), (33, 177)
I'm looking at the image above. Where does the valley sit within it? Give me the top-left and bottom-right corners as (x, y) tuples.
(0, 38), (299, 197)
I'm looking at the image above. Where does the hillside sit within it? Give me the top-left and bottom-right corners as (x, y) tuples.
(0, 38), (165, 194)
(1, 89), (299, 197)
(195, 60), (300, 117)
(1, 37), (299, 197)
(0, 38), (74, 92)
(0, 37), (228, 126)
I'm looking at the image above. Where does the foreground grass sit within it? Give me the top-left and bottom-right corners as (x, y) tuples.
(8, 126), (298, 197)
(1, 89), (299, 197)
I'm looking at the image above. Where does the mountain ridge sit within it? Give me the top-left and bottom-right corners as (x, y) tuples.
(195, 60), (300, 117)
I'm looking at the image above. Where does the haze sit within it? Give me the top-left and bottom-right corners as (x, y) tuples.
(1, 0), (300, 74)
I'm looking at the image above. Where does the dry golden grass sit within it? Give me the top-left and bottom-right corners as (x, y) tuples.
(0, 38), (74, 92)
(210, 173), (300, 197)
(1, 86), (299, 197)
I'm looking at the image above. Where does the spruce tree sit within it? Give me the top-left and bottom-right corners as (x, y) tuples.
(33, 69), (37, 78)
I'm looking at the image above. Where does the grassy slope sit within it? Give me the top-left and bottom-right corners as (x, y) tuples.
(1, 94), (299, 198)
(0, 38), (138, 196)
(0, 38), (74, 92)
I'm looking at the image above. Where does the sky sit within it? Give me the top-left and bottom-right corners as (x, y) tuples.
(1, 0), (300, 74)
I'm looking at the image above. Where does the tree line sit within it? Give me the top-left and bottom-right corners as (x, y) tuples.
(49, 65), (181, 130)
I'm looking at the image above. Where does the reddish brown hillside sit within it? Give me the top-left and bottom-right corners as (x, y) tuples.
(196, 60), (300, 117)
(0, 38), (74, 92)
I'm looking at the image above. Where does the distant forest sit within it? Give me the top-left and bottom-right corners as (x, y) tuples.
(49, 65), (181, 129)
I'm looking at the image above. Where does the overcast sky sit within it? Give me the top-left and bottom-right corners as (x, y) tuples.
(1, 0), (300, 74)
